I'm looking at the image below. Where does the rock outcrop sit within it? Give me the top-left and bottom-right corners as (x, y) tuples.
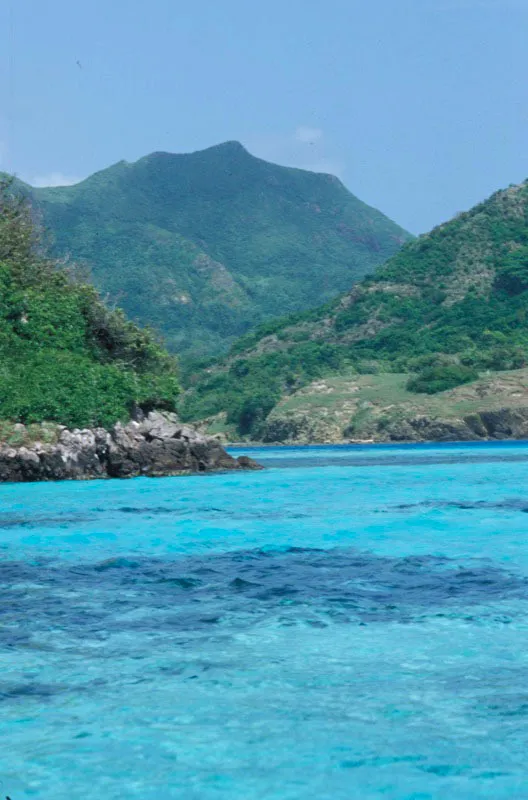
(258, 405), (528, 445)
(0, 411), (262, 483)
(373, 407), (528, 443)
(261, 413), (345, 445)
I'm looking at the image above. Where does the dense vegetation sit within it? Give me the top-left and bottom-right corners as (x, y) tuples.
(181, 180), (528, 437)
(31, 142), (410, 358)
(0, 178), (179, 428)
(406, 365), (479, 394)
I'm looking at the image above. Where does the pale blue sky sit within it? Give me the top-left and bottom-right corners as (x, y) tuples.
(1, 0), (527, 233)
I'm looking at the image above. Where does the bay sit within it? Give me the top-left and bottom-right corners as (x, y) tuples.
(1, 442), (528, 799)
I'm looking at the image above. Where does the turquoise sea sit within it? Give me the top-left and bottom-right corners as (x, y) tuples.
(1, 443), (528, 799)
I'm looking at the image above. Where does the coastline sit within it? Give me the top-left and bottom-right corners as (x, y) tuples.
(0, 411), (262, 483)
(226, 405), (528, 448)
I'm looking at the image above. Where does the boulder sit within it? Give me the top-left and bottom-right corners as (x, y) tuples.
(236, 455), (264, 470)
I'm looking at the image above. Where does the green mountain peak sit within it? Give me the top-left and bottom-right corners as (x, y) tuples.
(32, 143), (411, 358)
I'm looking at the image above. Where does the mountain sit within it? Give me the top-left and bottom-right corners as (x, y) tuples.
(0, 176), (179, 430)
(181, 180), (528, 442)
(32, 142), (411, 358)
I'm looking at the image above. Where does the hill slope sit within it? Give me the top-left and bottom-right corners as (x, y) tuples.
(181, 180), (528, 442)
(32, 142), (410, 357)
(0, 177), (179, 430)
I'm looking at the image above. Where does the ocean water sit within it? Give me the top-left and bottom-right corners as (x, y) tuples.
(1, 442), (528, 799)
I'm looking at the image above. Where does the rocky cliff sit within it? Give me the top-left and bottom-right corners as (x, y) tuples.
(259, 405), (528, 445)
(368, 407), (528, 443)
(0, 412), (261, 483)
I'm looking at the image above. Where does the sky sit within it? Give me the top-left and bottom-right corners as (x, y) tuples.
(0, 0), (527, 234)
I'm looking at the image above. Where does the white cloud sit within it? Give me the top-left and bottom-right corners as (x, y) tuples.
(294, 126), (323, 144)
(245, 126), (345, 179)
(30, 172), (82, 188)
(300, 159), (345, 179)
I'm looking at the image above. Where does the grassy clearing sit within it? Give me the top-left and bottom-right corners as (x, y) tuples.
(197, 368), (528, 443)
(279, 369), (528, 417)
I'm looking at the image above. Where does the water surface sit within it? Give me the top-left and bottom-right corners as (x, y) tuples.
(1, 442), (528, 798)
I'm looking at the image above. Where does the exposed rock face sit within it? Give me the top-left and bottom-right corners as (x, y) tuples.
(0, 412), (262, 483)
(261, 413), (344, 445)
(259, 406), (528, 445)
(378, 407), (528, 443)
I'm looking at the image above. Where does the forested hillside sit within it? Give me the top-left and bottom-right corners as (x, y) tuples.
(33, 142), (410, 357)
(181, 180), (528, 440)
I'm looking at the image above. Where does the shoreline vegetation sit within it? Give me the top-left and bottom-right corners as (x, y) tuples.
(0, 176), (259, 480)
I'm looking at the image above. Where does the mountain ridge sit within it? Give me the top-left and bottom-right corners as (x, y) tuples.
(31, 142), (411, 357)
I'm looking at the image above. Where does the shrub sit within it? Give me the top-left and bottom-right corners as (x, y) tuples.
(407, 365), (479, 394)
(226, 388), (280, 437)
(495, 242), (528, 295)
(407, 353), (455, 372)
(0, 178), (179, 428)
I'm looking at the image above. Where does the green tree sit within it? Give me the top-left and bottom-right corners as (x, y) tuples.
(0, 177), (180, 428)
(407, 365), (479, 394)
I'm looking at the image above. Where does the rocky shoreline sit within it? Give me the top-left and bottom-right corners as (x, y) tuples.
(0, 411), (262, 483)
(256, 406), (528, 445)
(363, 407), (528, 444)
